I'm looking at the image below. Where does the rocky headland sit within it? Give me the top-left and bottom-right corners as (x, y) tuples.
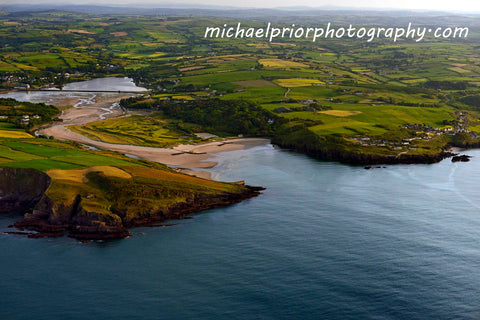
(1, 167), (263, 240)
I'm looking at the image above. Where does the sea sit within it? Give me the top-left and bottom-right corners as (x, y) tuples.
(1, 143), (480, 320)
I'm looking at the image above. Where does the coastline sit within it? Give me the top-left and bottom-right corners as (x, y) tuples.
(271, 129), (462, 166)
(35, 95), (271, 178)
(275, 141), (455, 165)
(0, 90), (269, 240)
(41, 123), (269, 175)
(3, 166), (264, 240)
(11, 87), (474, 178)
(32, 91), (471, 172)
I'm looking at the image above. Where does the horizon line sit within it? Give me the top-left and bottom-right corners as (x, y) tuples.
(2, 3), (480, 14)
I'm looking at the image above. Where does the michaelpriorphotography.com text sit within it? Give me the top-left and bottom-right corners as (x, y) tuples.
(205, 22), (469, 42)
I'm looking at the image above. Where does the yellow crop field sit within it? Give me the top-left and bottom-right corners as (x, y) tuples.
(12, 63), (39, 71)
(0, 157), (12, 164)
(450, 63), (467, 67)
(275, 78), (324, 87)
(318, 110), (362, 117)
(47, 166), (132, 183)
(401, 78), (427, 84)
(110, 31), (128, 37)
(179, 66), (205, 72)
(149, 52), (165, 58)
(449, 67), (470, 74)
(67, 29), (95, 35)
(0, 130), (33, 138)
(246, 43), (270, 48)
(258, 58), (307, 68)
(270, 42), (296, 47)
(172, 95), (195, 100)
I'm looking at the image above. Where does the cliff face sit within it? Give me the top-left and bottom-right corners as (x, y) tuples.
(0, 168), (51, 213)
(15, 193), (131, 239)
(271, 129), (455, 165)
(275, 142), (454, 165)
(121, 186), (264, 228)
(6, 166), (263, 240)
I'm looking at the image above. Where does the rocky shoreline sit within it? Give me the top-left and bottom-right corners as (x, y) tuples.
(3, 134), (474, 241)
(0, 168), (51, 213)
(272, 139), (456, 165)
(1, 167), (264, 240)
(271, 129), (462, 165)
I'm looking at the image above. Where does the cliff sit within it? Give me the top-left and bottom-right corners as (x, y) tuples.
(3, 166), (262, 240)
(272, 128), (455, 165)
(0, 168), (51, 213)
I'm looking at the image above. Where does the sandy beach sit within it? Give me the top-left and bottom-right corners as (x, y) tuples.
(42, 124), (269, 168)
(39, 95), (270, 179)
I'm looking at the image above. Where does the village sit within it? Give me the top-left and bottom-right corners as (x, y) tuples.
(349, 111), (477, 151)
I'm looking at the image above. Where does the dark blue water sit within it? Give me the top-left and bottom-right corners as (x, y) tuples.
(2, 144), (480, 320)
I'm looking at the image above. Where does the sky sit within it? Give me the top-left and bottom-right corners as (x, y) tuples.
(8, 0), (480, 12)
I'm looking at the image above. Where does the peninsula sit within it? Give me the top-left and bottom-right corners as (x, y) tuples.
(2, 10), (480, 239)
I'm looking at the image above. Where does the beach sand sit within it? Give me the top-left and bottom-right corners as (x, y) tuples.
(39, 96), (270, 179)
(41, 124), (269, 168)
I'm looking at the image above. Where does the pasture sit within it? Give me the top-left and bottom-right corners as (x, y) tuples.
(70, 114), (200, 147)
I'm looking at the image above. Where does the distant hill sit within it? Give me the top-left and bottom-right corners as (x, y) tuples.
(1, 4), (479, 24)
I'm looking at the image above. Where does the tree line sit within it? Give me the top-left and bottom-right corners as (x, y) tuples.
(120, 97), (285, 136)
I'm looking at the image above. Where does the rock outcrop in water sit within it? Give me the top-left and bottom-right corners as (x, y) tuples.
(2, 167), (263, 240)
(451, 154), (471, 162)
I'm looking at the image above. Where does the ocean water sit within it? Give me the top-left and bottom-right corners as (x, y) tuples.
(1, 144), (480, 320)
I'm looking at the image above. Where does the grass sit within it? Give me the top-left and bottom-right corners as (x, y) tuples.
(0, 109), (252, 235)
(70, 115), (199, 147)
(286, 86), (337, 100)
(2, 11), (480, 164)
(0, 139), (145, 171)
(3, 159), (83, 170)
(47, 166), (132, 183)
(221, 86), (287, 103)
(279, 104), (456, 137)
(37, 163), (247, 229)
(232, 80), (276, 87)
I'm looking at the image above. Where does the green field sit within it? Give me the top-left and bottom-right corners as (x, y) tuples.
(0, 125), (249, 239)
(1, 10), (480, 160)
(70, 114), (203, 147)
(3, 10), (480, 238)
(0, 139), (145, 170)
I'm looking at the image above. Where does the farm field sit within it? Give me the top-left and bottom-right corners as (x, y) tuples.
(0, 118), (252, 239)
(1, 10), (480, 162)
(0, 139), (145, 170)
(70, 114), (203, 147)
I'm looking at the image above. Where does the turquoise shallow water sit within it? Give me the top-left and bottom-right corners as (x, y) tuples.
(1, 144), (480, 319)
